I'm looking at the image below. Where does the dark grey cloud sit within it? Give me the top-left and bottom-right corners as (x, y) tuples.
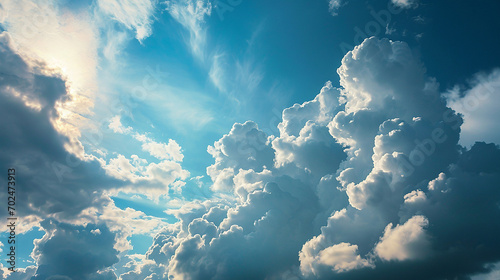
(30, 220), (118, 280)
(0, 30), (124, 280)
(0, 32), (124, 219)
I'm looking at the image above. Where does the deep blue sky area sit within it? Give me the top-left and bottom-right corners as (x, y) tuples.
(417, 0), (500, 88)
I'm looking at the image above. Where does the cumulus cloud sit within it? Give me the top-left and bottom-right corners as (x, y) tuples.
(300, 237), (373, 276)
(445, 69), (500, 147)
(0, 0), (99, 91)
(403, 189), (426, 204)
(206, 121), (274, 193)
(103, 153), (189, 195)
(121, 37), (500, 280)
(374, 215), (430, 261)
(317, 243), (372, 272)
(2, 266), (37, 280)
(104, 117), (189, 194)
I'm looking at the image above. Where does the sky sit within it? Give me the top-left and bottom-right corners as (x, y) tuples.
(1, 0), (500, 279)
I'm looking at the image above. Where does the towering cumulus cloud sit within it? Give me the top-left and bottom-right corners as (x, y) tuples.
(121, 37), (500, 279)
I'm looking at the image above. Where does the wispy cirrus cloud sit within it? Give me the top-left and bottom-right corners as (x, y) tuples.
(328, 0), (344, 16)
(97, 0), (157, 42)
(165, 0), (212, 59)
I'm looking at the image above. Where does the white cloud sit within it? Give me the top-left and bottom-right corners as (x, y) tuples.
(134, 134), (184, 162)
(300, 236), (373, 276)
(97, 0), (157, 42)
(123, 37), (500, 280)
(333, 37), (459, 210)
(328, 0), (344, 16)
(318, 243), (373, 272)
(105, 116), (188, 193)
(104, 154), (143, 182)
(2, 265), (37, 279)
(209, 52), (227, 92)
(445, 69), (500, 147)
(165, 0), (212, 59)
(391, 0), (418, 9)
(103, 153), (189, 194)
(109, 115), (133, 134)
(404, 189), (427, 204)
(375, 215), (430, 261)
(206, 121), (275, 196)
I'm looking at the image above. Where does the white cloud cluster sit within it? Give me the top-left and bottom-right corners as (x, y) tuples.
(103, 153), (189, 194)
(134, 134), (184, 162)
(120, 37), (500, 280)
(374, 215), (430, 261)
(300, 238), (373, 276)
(104, 115), (189, 195)
(109, 115), (133, 134)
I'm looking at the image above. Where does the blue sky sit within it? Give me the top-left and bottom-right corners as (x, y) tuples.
(1, 0), (500, 279)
